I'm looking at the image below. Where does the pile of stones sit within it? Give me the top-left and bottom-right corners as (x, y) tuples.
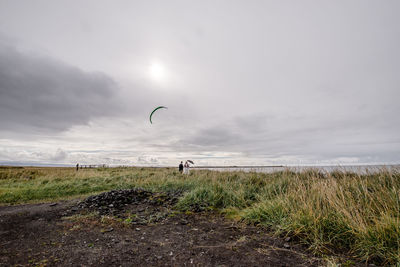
(76, 188), (183, 215)
(77, 188), (152, 214)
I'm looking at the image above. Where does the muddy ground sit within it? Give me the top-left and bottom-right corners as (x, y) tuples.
(0, 189), (329, 266)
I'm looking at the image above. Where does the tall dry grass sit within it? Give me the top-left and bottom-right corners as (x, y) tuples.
(241, 169), (400, 264)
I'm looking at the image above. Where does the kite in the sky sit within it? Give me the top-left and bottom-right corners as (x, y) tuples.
(149, 106), (168, 124)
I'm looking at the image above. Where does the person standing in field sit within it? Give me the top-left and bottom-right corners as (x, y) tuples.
(76, 163), (79, 171)
(179, 161), (183, 173)
(183, 161), (190, 175)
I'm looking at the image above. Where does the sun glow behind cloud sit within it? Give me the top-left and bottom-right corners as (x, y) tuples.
(149, 62), (167, 83)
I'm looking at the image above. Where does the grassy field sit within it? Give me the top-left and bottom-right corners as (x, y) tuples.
(0, 166), (399, 265)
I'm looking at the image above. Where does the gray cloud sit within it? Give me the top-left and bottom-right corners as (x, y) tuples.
(137, 156), (159, 165)
(50, 148), (68, 161)
(171, 110), (400, 164)
(0, 37), (120, 133)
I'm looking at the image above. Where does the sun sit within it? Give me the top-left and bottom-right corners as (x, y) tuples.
(149, 62), (167, 82)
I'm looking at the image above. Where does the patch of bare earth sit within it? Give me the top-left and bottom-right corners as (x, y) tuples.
(0, 190), (323, 266)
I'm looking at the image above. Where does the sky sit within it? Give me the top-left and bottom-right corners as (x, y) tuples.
(0, 0), (399, 166)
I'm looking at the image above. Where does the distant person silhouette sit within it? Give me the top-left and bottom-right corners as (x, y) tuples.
(179, 161), (183, 173)
(76, 163), (79, 171)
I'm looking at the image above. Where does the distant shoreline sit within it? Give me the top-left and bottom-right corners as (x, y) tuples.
(192, 165), (284, 168)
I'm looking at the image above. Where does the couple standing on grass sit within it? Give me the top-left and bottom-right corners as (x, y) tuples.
(179, 161), (190, 175)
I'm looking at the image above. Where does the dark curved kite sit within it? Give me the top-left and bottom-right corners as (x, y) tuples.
(149, 106), (168, 124)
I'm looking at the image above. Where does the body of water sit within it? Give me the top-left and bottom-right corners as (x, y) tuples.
(193, 165), (400, 174)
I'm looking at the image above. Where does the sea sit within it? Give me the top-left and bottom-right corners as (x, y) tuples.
(193, 165), (400, 174)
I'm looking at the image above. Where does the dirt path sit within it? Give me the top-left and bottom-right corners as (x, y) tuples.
(0, 193), (323, 266)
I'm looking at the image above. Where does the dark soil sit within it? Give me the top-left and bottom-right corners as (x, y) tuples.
(0, 189), (324, 266)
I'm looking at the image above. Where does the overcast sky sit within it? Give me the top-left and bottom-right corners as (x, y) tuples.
(0, 0), (399, 166)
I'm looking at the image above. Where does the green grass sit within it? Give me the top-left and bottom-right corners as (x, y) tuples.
(0, 166), (399, 265)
